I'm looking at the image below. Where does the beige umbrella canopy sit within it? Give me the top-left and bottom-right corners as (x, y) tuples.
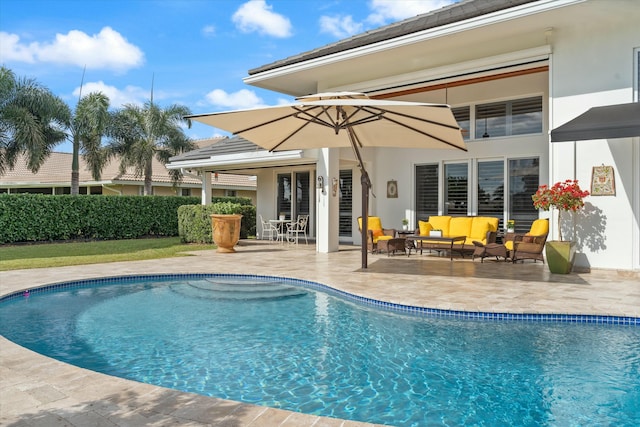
(188, 92), (466, 268)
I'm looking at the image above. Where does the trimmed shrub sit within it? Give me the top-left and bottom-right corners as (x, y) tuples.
(178, 201), (256, 243)
(0, 194), (255, 244)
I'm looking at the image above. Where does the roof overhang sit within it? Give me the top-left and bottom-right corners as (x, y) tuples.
(166, 149), (311, 172)
(550, 102), (640, 142)
(243, 0), (583, 96)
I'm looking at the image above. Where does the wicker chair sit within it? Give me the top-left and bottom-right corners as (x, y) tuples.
(504, 219), (549, 263)
(357, 216), (395, 253)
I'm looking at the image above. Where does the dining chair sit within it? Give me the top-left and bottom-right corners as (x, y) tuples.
(259, 215), (279, 241)
(286, 215), (309, 244)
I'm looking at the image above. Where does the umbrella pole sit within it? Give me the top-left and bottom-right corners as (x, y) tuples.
(361, 171), (370, 269)
(344, 125), (371, 269)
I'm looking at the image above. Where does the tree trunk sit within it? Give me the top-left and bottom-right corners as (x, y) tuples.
(144, 160), (153, 195)
(71, 137), (80, 195)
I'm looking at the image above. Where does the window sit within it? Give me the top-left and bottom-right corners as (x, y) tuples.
(477, 161), (504, 226)
(293, 172), (310, 219)
(452, 106), (470, 141)
(339, 170), (353, 236)
(277, 171), (311, 223)
(444, 163), (468, 215)
(635, 47), (640, 102)
(277, 174), (292, 220)
(475, 97), (542, 139)
(181, 188), (191, 196)
(225, 190), (237, 197)
(415, 164), (439, 221)
(508, 158), (539, 233)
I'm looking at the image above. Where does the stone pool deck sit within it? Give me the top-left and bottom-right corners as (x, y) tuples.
(1, 240), (639, 426)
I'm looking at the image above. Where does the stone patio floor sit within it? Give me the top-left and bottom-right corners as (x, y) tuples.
(1, 240), (639, 426)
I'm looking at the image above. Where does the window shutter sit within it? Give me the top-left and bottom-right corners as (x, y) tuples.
(415, 164), (439, 222)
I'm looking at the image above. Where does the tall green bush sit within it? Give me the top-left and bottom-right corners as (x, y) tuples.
(177, 201), (256, 243)
(0, 194), (256, 244)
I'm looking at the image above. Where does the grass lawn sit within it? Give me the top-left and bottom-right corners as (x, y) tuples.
(0, 237), (215, 271)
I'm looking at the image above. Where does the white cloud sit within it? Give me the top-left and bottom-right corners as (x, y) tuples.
(319, 15), (363, 38)
(72, 81), (148, 108)
(232, 0), (292, 38)
(0, 27), (144, 72)
(202, 25), (216, 37)
(205, 88), (267, 110)
(367, 0), (456, 25)
(0, 32), (36, 62)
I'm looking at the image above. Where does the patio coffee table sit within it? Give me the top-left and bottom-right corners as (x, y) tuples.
(406, 235), (466, 261)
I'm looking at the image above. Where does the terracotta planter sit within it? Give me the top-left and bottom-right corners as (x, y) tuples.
(210, 214), (243, 253)
(545, 241), (577, 274)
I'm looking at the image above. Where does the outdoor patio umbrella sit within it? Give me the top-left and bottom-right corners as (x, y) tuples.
(187, 92), (467, 269)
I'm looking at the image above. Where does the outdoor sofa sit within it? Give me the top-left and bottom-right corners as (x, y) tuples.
(413, 215), (500, 254)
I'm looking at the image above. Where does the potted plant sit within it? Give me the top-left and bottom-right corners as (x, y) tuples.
(402, 218), (409, 231)
(532, 179), (589, 273)
(210, 202), (243, 253)
(506, 219), (515, 233)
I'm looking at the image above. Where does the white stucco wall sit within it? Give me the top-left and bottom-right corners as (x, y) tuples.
(549, 5), (640, 270)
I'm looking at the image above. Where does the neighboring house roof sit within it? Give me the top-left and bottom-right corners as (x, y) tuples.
(171, 135), (266, 163)
(248, 0), (538, 76)
(0, 150), (256, 190)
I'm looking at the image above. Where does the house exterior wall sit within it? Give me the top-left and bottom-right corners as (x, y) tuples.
(371, 71), (550, 233)
(548, 10), (640, 270)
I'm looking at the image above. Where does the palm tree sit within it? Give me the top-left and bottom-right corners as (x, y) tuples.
(0, 66), (71, 175)
(109, 101), (195, 195)
(68, 92), (111, 195)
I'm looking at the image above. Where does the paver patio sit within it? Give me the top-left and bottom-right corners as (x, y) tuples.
(1, 240), (638, 426)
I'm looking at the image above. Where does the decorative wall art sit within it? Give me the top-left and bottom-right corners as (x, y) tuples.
(386, 180), (398, 198)
(591, 165), (615, 196)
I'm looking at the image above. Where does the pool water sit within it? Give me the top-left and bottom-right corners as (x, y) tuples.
(1, 275), (639, 426)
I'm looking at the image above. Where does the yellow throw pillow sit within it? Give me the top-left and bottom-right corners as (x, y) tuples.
(418, 220), (433, 235)
(529, 219), (549, 236)
(428, 216), (451, 235)
(470, 219), (491, 242)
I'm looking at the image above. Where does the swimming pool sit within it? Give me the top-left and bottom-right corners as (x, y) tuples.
(1, 274), (638, 426)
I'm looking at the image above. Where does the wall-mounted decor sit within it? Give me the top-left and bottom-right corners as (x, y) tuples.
(591, 165), (615, 196)
(386, 180), (398, 198)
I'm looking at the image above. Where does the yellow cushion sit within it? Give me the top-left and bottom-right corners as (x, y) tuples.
(469, 218), (492, 244)
(358, 216), (383, 231)
(372, 229), (384, 238)
(480, 217), (499, 232)
(374, 235), (393, 243)
(450, 217), (473, 237)
(418, 221), (433, 235)
(504, 240), (514, 251)
(368, 216), (383, 231)
(529, 219), (549, 236)
(428, 216), (451, 235)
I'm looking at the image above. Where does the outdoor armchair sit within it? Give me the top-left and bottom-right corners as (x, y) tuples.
(504, 219), (549, 263)
(357, 216), (395, 254)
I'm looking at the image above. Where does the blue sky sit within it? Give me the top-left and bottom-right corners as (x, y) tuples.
(1, 0), (455, 151)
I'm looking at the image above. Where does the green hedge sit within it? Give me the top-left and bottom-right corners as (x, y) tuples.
(0, 194), (256, 244)
(177, 201), (257, 243)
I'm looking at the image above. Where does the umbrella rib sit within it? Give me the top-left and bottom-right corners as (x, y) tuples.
(380, 114), (467, 151)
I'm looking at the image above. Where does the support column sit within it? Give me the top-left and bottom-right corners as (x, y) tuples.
(201, 171), (212, 205)
(316, 148), (340, 253)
